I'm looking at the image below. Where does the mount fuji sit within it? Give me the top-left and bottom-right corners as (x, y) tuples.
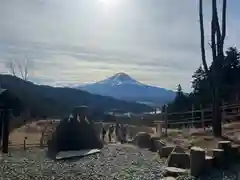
(76, 73), (176, 106)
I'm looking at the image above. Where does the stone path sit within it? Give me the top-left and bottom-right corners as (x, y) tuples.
(1, 143), (240, 180)
(0, 144), (166, 180)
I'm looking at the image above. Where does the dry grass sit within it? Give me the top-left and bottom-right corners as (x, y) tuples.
(157, 122), (240, 152)
(9, 120), (59, 147)
(9, 119), (240, 152)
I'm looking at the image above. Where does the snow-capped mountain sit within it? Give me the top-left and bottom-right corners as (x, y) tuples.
(94, 72), (142, 86)
(76, 72), (176, 106)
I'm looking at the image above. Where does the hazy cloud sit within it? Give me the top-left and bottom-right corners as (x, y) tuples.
(0, 0), (240, 92)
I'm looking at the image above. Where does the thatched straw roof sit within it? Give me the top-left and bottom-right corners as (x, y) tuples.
(48, 106), (103, 157)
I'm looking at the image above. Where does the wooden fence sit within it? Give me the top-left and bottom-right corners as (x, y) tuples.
(151, 102), (240, 136)
(7, 101), (240, 150)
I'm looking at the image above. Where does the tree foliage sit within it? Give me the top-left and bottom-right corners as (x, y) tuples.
(168, 46), (240, 112)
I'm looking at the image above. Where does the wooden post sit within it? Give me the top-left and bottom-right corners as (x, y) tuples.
(191, 104), (194, 128)
(24, 137), (27, 150)
(221, 101), (225, 124)
(200, 104), (205, 130)
(0, 111), (3, 147)
(40, 131), (44, 148)
(164, 105), (168, 136)
(2, 109), (10, 154)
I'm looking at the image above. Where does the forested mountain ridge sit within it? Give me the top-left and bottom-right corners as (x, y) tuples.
(0, 74), (153, 118)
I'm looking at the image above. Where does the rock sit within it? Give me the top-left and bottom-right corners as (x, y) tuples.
(47, 106), (103, 159)
(133, 132), (151, 148)
(159, 146), (175, 158)
(167, 152), (190, 169)
(164, 167), (188, 177)
(190, 146), (205, 177)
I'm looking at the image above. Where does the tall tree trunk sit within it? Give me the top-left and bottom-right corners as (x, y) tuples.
(199, 0), (227, 137)
(211, 0), (222, 137)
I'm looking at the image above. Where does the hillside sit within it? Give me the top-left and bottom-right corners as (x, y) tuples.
(0, 75), (153, 118)
(76, 72), (176, 106)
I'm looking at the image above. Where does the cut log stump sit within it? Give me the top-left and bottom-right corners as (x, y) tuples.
(212, 148), (224, 168)
(173, 146), (186, 153)
(159, 146), (174, 158)
(218, 141), (232, 165)
(218, 141), (231, 150)
(149, 137), (162, 152)
(133, 132), (151, 148)
(155, 140), (166, 151)
(205, 155), (214, 174)
(190, 146), (205, 177)
(167, 152), (190, 169)
(231, 144), (240, 162)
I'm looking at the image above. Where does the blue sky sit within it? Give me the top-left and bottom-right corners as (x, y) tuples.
(0, 0), (239, 92)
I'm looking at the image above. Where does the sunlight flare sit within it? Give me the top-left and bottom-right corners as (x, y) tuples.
(99, 0), (121, 8)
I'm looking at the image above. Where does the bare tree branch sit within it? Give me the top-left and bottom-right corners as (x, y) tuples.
(221, 0), (227, 56)
(5, 56), (30, 81)
(208, 42), (212, 49)
(24, 56), (29, 81)
(17, 56), (29, 81)
(214, 3), (222, 56)
(199, 0), (209, 73)
(6, 60), (17, 77)
(211, 0), (217, 63)
(17, 62), (24, 80)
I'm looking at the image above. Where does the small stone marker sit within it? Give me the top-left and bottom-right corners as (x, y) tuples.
(190, 146), (205, 177)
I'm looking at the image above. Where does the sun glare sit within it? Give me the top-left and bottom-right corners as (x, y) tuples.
(99, 0), (121, 8)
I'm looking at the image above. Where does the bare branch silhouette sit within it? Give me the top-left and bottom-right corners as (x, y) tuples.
(5, 56), (31, 81)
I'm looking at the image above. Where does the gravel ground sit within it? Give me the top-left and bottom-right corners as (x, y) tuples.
(0, 144), (166, 180)
(1, 144), (240, 180)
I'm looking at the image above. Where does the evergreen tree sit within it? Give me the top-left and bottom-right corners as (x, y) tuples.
(192, 66), (206, 93)
(170, 46), (240, 116)
(176, 84), (183, 97)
